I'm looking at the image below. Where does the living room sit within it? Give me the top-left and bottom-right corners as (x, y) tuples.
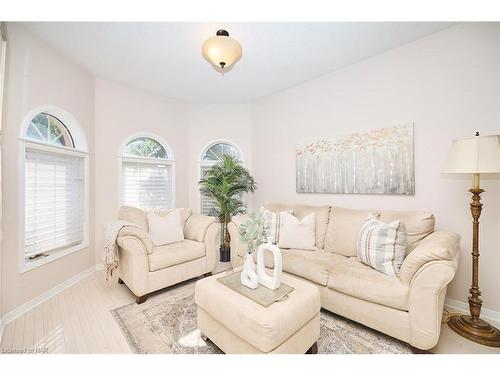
(1, 0), (500, 373)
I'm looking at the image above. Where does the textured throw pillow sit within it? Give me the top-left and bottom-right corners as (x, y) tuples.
(147, 209), (184, 247)
(357, 217), (407, 276)
(277, 212), (316, 251)
(261, 207), (293, 245)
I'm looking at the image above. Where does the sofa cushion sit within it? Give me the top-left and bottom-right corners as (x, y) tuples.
(379, 211), (435, 253)
(357, 218), (407, 276)
(148, 240), (205, 271)
(277, 212), (316, 251)
(324, 207), (379, 256)
(399, 230), (460, 285)
(250, 248), (352, 287)
(293, 205), (330, 249)
(154, 207), (192, 225)
(327, 259), (409, 311)
(118, 206), (149, 231)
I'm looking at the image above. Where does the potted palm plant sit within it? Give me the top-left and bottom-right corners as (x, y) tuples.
(199, 154), (256, 262)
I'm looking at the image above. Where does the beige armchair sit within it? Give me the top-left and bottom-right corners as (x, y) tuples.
(116, 206), (219, 304)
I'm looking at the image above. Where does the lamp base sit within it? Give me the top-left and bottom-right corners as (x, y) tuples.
(448, 314), (500, 347)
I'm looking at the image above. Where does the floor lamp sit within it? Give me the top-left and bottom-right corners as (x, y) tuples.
(443, 133), (500, 347)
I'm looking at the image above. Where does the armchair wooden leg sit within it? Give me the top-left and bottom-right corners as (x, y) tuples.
(203, 272), (212, 278)
(305, 342), (318, 354)
(136, 295), (148, 304)
(118, 278), (124, 284)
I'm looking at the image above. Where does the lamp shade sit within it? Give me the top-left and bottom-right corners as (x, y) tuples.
(202, 30), (242, 73)
(443, 135), (500, 174)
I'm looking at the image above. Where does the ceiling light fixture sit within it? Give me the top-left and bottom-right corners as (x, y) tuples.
(202, 29), (242, 74)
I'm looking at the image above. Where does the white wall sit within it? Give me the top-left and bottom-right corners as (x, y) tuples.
(1, 24), (95, 314)
(187, 103), (253, 213)
(93, 79), (189, 260)
(252, 23), (500, 310)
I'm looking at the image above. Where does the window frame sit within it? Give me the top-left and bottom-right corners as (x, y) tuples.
(18, 106), (89, 273)
(119, 133), (176, 210)
(198, 140), (244, 215)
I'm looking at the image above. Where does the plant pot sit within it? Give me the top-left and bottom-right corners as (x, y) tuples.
(219, 244), (231, 262)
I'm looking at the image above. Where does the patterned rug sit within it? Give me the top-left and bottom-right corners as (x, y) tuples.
(111, 279), (412, 354)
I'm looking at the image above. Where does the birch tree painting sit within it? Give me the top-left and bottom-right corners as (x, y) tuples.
(296, 124), (414, 194)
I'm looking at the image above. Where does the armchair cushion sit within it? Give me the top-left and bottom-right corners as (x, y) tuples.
(148, 240), (206, 271)
(118, 226), (154, 255)
(147, 209), (184, 246)
(184, 214), (217, 242)
(399, 230), (460, 285)
(118, 206), (149, 231)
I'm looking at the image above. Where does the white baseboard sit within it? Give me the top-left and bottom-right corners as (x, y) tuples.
(445, 298), (500, 324)
(2, 265), (98, 328)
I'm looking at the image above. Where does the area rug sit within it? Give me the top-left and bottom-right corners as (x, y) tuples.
(111, 279), (412, 354)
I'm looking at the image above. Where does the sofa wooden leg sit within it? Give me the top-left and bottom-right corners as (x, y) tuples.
(203, 272), (212, 278)
(118, 278), (124, 284)
(305, 342), (318, 354)
(136, 295), (148, 304)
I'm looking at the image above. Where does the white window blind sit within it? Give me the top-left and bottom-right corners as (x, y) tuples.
(24, 147), (84, 259)
(122, 161), (173, 210)
(200, 165), (218, 216)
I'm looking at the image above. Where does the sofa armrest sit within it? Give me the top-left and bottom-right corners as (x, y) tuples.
(408, 258), (458, 349)
(184, 214), (217, 242)
(118, 226), (153, 254)
(228, 214), (248, 268)
(399, 230), (460, 285)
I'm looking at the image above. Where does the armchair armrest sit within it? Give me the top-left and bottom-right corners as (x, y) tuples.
(118, 226), (153, 254)
(116, 234), (150, 297)
(399, 230), (460, 285)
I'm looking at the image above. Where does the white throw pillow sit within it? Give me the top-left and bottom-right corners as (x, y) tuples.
(277, 212), (316, 251)
(261, 208), (293, 245)
(357, 217), (407, 276)
(147, 209), (184, 247)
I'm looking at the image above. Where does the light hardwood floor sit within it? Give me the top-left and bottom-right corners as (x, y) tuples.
(1, 267), (500, 354)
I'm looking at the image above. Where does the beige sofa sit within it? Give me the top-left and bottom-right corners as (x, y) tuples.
(116, 206), (220, 304)
(228, 203), (460, 350)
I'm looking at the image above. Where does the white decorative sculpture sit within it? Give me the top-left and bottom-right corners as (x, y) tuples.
(240, 254), (259, 289)
(256, 243), (282, 290)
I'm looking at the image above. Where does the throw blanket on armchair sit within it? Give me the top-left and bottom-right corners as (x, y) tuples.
(103, 220), (140, 281)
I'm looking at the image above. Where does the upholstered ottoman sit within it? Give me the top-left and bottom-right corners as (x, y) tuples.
(195, 270), (321, 354)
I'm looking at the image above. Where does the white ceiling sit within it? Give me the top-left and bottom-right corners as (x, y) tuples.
(21, 22), (455, 103)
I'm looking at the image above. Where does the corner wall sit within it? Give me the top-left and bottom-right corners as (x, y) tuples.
(252, 23), (500, 310)
(1, 24), (96, 314)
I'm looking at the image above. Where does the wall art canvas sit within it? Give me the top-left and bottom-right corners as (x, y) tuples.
(296, 124), (414, 195)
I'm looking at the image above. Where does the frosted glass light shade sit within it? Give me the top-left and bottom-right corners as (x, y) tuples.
(202, 30), (242, 73)
(443, 135), (500, 174)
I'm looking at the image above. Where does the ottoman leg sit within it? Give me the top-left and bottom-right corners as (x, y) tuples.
(306, 342), (318, 354)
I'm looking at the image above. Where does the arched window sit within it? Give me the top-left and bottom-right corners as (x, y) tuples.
(21, 109), (88, 271)
(121, 135), (175, 210)
(199, 141), (242, 216)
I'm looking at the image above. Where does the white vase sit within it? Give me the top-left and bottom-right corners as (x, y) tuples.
(241, 253), (259, 289)
(256, 243), (282, 290)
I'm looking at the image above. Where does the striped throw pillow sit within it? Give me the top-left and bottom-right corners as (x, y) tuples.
(357, 217), (407, 276)
(261, 207), (293, 245)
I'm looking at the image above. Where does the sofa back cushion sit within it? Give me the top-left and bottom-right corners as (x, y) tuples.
(155, 207), (192, 225)
(263, 202), (330, 249)
(324, 207), (379, 256)
(378, 211), (434, 254)
(118, 206), (149, 231)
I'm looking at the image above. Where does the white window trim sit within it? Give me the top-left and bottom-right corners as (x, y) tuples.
(198, 139), (244, 215)
(18, 108), (89, 274)
(118, 133), (176, 209)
